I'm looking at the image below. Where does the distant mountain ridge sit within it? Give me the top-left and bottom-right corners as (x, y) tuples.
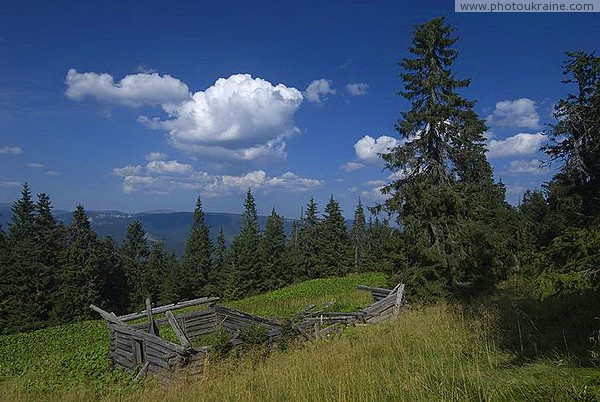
(0, 203), (294, 256)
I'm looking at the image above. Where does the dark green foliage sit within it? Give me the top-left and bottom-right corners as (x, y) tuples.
(318, 196), (350, 277)
(229, 189), (263, 297)
(180, 196), (213, 299)
(206, 227), (229, 297)
(148, 240), (179, 305)
(52, 205), (103, 323)
(120, 220), (150, 309)
(350, 199), (367, 270)
(298, 196), (321, 279)
(260, 209), (288, 289)
(544, 52), (600, 221)
(240, 324), (269, 350)
(380, 17), (513, 300)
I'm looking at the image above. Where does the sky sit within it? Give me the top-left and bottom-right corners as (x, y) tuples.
(1, 0), (598, 218)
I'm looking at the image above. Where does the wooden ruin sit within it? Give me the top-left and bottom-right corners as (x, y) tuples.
(90, 282), (405, 385)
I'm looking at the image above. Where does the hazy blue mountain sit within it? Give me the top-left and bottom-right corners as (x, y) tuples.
(0, 203), (294, 256)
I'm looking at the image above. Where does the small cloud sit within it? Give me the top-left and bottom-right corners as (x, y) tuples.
(304, 79), (336, 105)
(340, 161), (364, 172)
(354, 135), (399, 163)
(145, 152), (169, 161)
(65, 69), (191, 108)
(46, 171), (60, 176)
(365, 180), (386, 187)
(112, 165), (143, 176)
(146, 160), (193, 176)
(486, 98), (540, 130)
(508, 159), (548, 175)
(487, 133), (546, 158)
(27, 163), (44, 168)
(136, 64), (157, 74)
(346, 83), (369, 96)
(0, 181), (21, 188)
(0, 146), (23, 155)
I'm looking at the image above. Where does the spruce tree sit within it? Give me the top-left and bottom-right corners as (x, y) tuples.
(350, 199), (367, 270)
(98, 236), (128, 314)
(121, 220), (150, 309)
(381, 17), (511, 299)
(319, 196), (350, 277)
(53, 205), (102, 323)
(180, 196), (213, 299)
(260, 208), (287, 289)
(206, 227), (228, 297)
(148, 240), (172, 304)
(299, 196), (321, 278)
(229, 189), (262, 296)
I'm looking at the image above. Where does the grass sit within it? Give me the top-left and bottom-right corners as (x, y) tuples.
(1, 272), (598, 401)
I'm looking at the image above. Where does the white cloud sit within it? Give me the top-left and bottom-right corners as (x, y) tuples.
(145, 152), (168, 161)
(140, 74), (304, 162)
(26, 163), (44, 168)
(354, 135), (399, 163)
(346, 82), (369, 96)
(0, 181), (21, 188)
(0, 146), (23, 155)
(508, 159), (548, 175)
(65, 69), (191, 107)
(113, 159), (323, 195)
(365, 180), (386, 187)
(340, 162), (364, 172)
(486, 98), (540, 129)
(487, 133), (546, 158)
(146, 160), (193, 175)
(46, 171), (60, 176)
(304, 79), (336, 104)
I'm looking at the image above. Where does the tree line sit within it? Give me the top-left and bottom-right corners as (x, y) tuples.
(0, 187), (399, 334)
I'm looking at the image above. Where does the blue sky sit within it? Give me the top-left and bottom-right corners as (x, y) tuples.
(1, 0), (598, 218)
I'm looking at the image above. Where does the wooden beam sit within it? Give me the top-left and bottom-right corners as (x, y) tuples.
(133, 361), (150, 383)
(90, 304), (127, 326)
(118, 297), (220, 322)
(145, 298), (159, 336)
(165, 310), (191, 348)
(394, 284), (405, 317)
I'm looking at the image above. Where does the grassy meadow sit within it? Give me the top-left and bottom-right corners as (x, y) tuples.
(1, 272), (599, 401)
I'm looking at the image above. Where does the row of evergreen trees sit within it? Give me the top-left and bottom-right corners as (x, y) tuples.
(0, 186), (399, 335)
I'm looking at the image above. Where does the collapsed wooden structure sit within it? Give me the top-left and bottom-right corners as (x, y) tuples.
(90, 282), (405, 385)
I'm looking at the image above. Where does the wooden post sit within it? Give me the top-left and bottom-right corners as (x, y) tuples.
(133, 361), (149, 383)
(146, 298), (159, 336)
(90, 304), (127, 326)
(394, 284), (405, 317)
(166, 310), (191, 348)
(314, 321), (321, 340)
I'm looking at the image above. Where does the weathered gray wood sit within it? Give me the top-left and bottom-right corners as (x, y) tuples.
(90, 304), (127, 326)
(133, 361), (150, 383)
(214, 305), (280, 327)
(357, 285), (392, 294)
(393, 283), (405, 317)
(166, 310), (191, 348)
(108, 322), (189, 354)
(146, 298), (160, 336)
(118, 297), (219, 322)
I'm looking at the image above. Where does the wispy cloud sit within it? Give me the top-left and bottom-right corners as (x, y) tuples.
(487, 133), (546, 158)
(345, 82), (369, 96)
(508, 159), (548, 175)
(0, 146), (23, 155)
(112, 159), (324, 195)
(340, 162), (364, 172)
(304, 79), (336, 105)
(486, 98), (540, 130)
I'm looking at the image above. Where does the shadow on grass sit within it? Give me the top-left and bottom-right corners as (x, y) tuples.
(472, 280), (600, 366)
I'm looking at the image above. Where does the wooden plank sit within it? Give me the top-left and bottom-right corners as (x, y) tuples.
(133, 361), (150, 383)
(90, 304), (127, 326)
(357, 285), (392, 294)
(113, 355), (135, 371)
(118, 297), (220, 322)
(108, 322), (189, 354)
(146, 354), (171, 369)
(166, 310), (191, 348)
(214, 305), (280, 327)
(146, 298), (160, 336)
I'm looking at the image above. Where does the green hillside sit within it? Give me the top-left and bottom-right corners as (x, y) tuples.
(1, 272), (598, 401)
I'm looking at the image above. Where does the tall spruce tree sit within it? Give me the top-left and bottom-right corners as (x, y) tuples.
(350, 199), (367, 270)
(299, 196), (321, 278)
(319, 196), (350, 277)
(121, 220), (150, 309)
(544, 52), (600, 223)
(148, 240), (175, 304)
(229, 189), (262, 296)
(180, 196), (213, 299)
(206, 227), (228, 297)
(98, 236), (128, 314)
(260, 208), (287, 289)
(381, 17), (511, 299)
(53, 205), (102, 323)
